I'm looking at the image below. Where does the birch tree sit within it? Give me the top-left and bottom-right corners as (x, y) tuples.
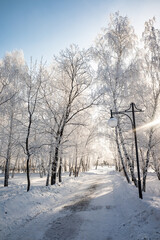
(94, 12), (138, 184)
(0, 51), (26, 187)
(43, 45), (99, 185)
(21, 60), (44, 191)
(140, 17), (160, 190)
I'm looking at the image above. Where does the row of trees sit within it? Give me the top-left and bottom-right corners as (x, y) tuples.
(0, 12), (160, 192)
(95, 13), (160, 192)
(0, 47), (101, 191)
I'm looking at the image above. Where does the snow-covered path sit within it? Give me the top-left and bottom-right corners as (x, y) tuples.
(1, 167), (160, 240)
(74, 171), (160, 240)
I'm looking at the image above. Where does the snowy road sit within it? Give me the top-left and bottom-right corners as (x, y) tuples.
(43, 171), (160, 240)
(1, 167), (160, 240)
(43, 182), (99, 240)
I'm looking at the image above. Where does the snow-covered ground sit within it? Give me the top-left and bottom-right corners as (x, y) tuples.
(0, 167), (160, 240)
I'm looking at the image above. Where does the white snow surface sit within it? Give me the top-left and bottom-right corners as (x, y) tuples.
(0, 167), (160, 240)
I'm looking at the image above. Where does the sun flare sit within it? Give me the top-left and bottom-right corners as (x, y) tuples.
(137, 117), (160, 132)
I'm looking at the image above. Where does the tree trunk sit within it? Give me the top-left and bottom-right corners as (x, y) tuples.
(77, 157), (83, 176)
(51, 146), (59, 185)
(142, 129), (153, 192)
(118, 124), (137, 186)
(12, 153), (19, 178)
(156, 171), (160, 180)
(69, 167), (72, 177)
(27, 156), (30, 192)
(51, 162), (57, 185)
(74, 145), (78, 177)
(114, 157), (119, 171)
(46, 155), (52, 186)
(69, 160), (72, 176)
(46, 131), (54, 186)
(58, 157), (62, 182)
(115, 128), (130, 184)
(26, 114), (32, 192)
(4, 157), (10, 187)
(152, 152), (160, 180)
(87, 157), (90, 171)
(95, 158), (98, 170)
(4, 111), (14, 187)
(64, 158), (67, 172)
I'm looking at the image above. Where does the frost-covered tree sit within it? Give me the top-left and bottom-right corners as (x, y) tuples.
(94, 12), (138, 184)
(20, 60), (45, 191)
(43, 45), (99, 185)
(139, 17), (160, 190)
(0, 50), (26, 187)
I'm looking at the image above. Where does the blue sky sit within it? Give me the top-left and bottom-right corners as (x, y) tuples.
(1, 0), (160, 63)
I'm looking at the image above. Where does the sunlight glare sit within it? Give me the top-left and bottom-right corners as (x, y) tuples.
(137, 117), (160, 132)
